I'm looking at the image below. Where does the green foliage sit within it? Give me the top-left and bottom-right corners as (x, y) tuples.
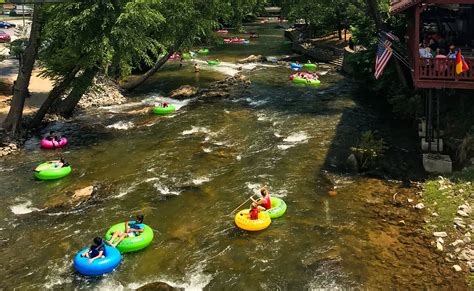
(351, 130), (386, 170)
(8, 39), (28, 59)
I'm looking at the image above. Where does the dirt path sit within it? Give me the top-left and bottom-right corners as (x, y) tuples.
(0, 59), (53, 125)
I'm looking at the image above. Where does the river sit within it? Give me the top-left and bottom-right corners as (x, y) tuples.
(0, 23), (465, 290)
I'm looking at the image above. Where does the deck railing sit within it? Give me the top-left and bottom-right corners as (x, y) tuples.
(418, 57), (474, 83)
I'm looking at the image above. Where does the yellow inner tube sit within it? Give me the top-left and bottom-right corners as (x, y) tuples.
(234, 210), (271, 231)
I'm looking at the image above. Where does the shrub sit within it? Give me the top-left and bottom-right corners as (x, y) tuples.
(351, 130), (387, 170)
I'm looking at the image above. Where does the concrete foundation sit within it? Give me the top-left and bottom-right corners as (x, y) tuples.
(423, 153), (452, 174)
(421, 138), (443, 152)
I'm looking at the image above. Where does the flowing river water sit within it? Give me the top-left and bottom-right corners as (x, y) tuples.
(0, 24), (465, 289)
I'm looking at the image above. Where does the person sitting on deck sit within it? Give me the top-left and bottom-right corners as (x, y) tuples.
(251, 187), (271, 211)
(81, 237), (105, 264)
(240, 203), (260, 220)
(106, 215), (145, 248)
(448, 45), (457, 59)
(435, 48), (447, 73)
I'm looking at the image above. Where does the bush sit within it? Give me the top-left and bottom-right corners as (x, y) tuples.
(8, 39), (28, 59)
(351, 130), (387, 170)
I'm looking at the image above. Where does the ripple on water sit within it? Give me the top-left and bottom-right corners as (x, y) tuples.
(182, 126), (210, 135)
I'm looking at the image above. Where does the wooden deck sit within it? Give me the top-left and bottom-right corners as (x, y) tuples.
(415, 57), (474, 89)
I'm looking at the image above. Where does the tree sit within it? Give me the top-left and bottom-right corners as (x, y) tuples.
(2, 4), (43, 136)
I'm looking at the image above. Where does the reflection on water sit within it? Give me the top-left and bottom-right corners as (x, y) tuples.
(0, 23), (431, 290)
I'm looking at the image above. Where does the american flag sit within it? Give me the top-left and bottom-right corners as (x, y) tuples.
(374, 33), (394, 79)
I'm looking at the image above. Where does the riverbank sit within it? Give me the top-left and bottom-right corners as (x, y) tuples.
(284, 24), (472, 287)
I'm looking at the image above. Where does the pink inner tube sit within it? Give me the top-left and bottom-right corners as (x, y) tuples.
(40, 137), (68, 149)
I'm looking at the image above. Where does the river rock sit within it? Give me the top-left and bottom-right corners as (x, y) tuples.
(43, 185), (98, 211)
(345, 153), (359, 173)
(452, 265), (462, 272)
(433, 232), (448, 238)
(414, 203), (425, 210)
(457, 210), (469, 217)
(78, 75), (126, 109)
(459, 204), (471, 214)
(72, 186), (94, 202)
(451, 239), (465, 247)
(436, 241), (444, 252)
(137, 282), (182, 291)
(169, 85), (199, 100)
(238, 54), (265, 63)
(436, 237), (444, 244)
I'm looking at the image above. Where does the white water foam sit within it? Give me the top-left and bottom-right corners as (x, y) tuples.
(202, 147), (212, 153)
(10, 201), (40, 215)
(153, 182), (181, 196)
(192, 176), (211, 185)
(142, 94), (193, 110)
(182, 126), (210, 135)
(106, 121), (134, 130)
(277, 131), (310, 150)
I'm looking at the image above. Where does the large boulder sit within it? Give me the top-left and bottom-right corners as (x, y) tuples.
(137, 282), (182, 291)
(169, 85), (199, 100)
(238, 55), (265, 64)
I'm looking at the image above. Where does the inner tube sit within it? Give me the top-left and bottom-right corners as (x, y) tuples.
(40, 137), (68, 149)
(197, 49), (209, 54)
(207, 61), (221, 66)
(292, 77), (321, 85)
(34, 162), (72, 180)
(153, 105), (176, 115)
(235, 210), (271, 231)
(290, 63), (303, 69)
(182, 53), (192, 59)
(105, 223), (154, 253)
(242, 40), (250, 45)
(250, 35), (258, 39)
(73, 245), (121, 276)
(304, 63), (317, 69)
(266, 197), (287, 219)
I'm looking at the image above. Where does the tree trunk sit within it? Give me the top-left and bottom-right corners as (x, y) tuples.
(2, 4), (43, 135)
(28, 66), (81, 128)
(365, 0), (409, 88)
(56, 67), (99, 117)
(121, 51), (174, 91)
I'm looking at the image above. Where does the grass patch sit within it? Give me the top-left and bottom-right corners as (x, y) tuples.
(422, 167), (473, 232)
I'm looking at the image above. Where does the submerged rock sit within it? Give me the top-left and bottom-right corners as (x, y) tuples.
(43, 185), (99, 211)
(238, 54), (265, 63)
(169, 85), (199, 100)
(137, 282), (182, 291)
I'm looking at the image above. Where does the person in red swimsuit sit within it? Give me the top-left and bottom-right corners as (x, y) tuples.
(241, 203), (260, 220)
(251, 187), (271, 211)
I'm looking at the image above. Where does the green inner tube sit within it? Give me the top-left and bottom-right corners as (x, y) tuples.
(182, 53), (192, 59)
(34, 163), (72, 180)
(292, 77), (321, 85)
(105, 223), (154, 253)
(153, 105), (176, 115)
(207, 61), (221, 65)
(266, 197), (287, 219)
(304, 63), (317, 69)
(197, 49), (209, 54)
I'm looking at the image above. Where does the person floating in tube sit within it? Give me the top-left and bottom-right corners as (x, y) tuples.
(250, 187), (272, 211)
(45, 130), (61, 142)
(81, 237), (105, 264)
(240, 203), (260, 220)
(106, 215), (145, 248)
(34, 157), (69, 172)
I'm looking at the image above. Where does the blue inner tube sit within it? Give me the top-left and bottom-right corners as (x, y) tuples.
(73, 245), (121, 276)
(290, 63), (303, 69)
